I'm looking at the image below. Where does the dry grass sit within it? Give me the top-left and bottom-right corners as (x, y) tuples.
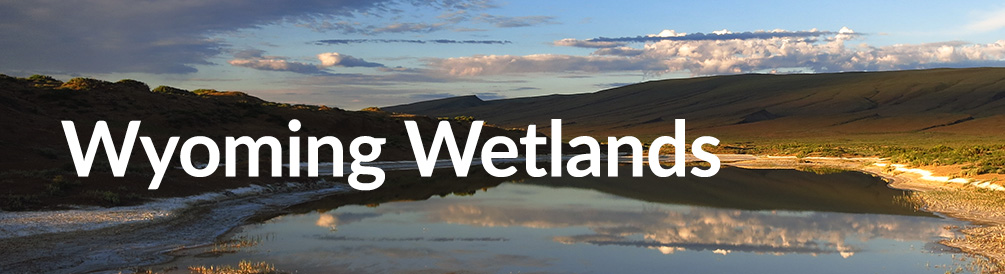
(909, 188), (1005, 273)
(188, 261), (288, 274)
(209, 235), (269, 254)
(917, 188), (1005, 221)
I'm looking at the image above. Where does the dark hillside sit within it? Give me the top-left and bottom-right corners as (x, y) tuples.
(387, 68), (1005, 139)
(0, 75), (522, 209)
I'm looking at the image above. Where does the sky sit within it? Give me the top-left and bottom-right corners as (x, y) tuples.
(3, 0), (1005, 110)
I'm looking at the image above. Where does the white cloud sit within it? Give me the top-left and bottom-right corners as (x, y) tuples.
(228, 56), (324, 74)
(711, 29), (732, 35)
(591, 47), (645, 56)
(966, 7), (1005, 32)
(229, 51), (384, 74)
(0, 0), (482, 74)
(649, 29), (687, 37)
(373, 22), (449, 33)
(553, 38), (627, 48)
(429, 54), (662, 76)
(429, 28), (1005, 77)
(317, 52), (384, 67)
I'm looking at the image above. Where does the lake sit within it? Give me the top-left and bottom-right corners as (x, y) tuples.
(147, 166), (976, 273)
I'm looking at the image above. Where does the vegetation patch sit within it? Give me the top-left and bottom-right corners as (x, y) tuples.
(188, 260), (289, 274)
(713, 143), (1005, 177)
(796, 166), (850, 175)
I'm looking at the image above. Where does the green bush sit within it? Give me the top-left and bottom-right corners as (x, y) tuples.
(151, 85), (192, 95)
(26, 74), (63, 88)
(453, 116), (475, 123)
(60, 77), (112, 90)
(192, 89), (218, 95)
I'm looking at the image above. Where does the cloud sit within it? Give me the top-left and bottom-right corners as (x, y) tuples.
(553, 38), (628, 48)
(378, 66), (426, 73)
(640, 31), (1005, 75)
(0, 0), (490, 74)
(228, 50), (327, 74)
(299, 20), (371, 34)
(555, 29), (842, 49)
(476, 14), (558, 28)
(293, 73), (453, 86)
(429, 28), (1005, 76)
(317, 52), (384, 67)
(314, 39), (511, 45)
(966, 7), (1005, 32)
(373, 22), (449, 33)
(229, 51), (383, 74)
(428, 54), (664, 76)
(228, 59), (325, 74)
(298, 3), (552, 34)
(591, 47), (645, 56)
(588, 28), (845, 43)
(289, 70), (527, 87)
(233, 49), (268, 59)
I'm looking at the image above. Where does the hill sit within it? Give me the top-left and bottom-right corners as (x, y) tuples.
(0, 75), (523, 210)
(386, 68), (1005, 141)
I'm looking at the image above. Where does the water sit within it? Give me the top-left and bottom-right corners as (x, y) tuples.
(149, 167), (974, 273)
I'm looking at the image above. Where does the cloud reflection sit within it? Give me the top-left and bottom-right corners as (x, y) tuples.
(383, 198), (955, 258)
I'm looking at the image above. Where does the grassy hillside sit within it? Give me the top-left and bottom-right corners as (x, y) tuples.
(387, 68), (1005, 140)
(0, 75), (523, 210)
(387, 68), (1005, 179)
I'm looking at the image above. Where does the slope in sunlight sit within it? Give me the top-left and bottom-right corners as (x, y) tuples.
(387, 68), (1005, 139)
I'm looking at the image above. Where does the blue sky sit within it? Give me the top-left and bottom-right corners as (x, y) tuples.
(3, 0), (1005, 109)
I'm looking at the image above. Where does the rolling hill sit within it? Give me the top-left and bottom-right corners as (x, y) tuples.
(386, 68), (1005, 141)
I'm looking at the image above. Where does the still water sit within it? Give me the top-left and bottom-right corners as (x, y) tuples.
(152, 167), (974, 273)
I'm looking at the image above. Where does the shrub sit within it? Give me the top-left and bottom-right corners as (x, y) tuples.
(3, 194), (38, 211)
(188, 260), (288, 274)
(26, 74), (63, 88)
(60, 77), (112, 90)
(115, 79), (150, 92)
(151, 85), (192, 96)
(453, 116), (475, 123)
(44, 175), (79, 196)
(192, 88), (218, 95)
(86, 190), (121, 206)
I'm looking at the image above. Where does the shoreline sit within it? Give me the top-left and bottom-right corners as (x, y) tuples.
(725, 155), (1005, 271)
(1, 154), (1002, 273)
(0, 180), (353, 273)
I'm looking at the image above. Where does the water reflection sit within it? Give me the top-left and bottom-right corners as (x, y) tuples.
(150, 167), (971, 274)
(345, 186), (953, 259)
